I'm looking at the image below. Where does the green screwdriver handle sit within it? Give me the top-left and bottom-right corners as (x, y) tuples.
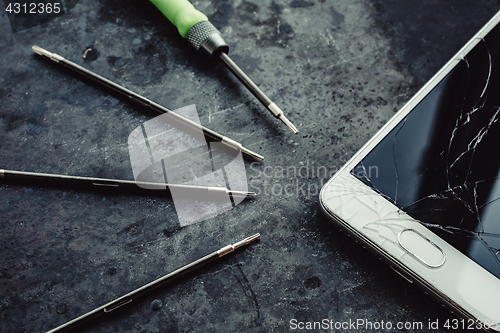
(150, 0), (207, 38)
(150, 0), (229, 56)
(150, 0), (298, 133)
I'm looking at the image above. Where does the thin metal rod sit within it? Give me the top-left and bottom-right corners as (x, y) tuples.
(31, 46), (263, 161)
(0, 169), (255, 197)
(45, 234), (260, 333)
(219, 52), (298, 134)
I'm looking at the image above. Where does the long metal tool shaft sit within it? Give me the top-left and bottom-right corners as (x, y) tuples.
(32, 46), (263, 161)
(0, 169), (255, 197)
(45, 234), (260, 333)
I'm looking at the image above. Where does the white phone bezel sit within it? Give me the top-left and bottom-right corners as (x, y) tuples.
(319, 10), (500, 332)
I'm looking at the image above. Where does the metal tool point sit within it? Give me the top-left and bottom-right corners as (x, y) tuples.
(233, 233), (261, 249)
(216, 233), (261, 257)
(240, 146), (264, 161)
(221, 136), (264, 160)
(229, 190), (256, 197)
(219, 52), (299, 134)
(279, 114), (299, 134)
(267, 102), (299, 134)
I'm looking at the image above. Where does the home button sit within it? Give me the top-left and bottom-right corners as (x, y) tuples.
(398, 229), (446, 268)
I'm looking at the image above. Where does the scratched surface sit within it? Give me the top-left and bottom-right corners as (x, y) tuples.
(1, 0), (500, 332)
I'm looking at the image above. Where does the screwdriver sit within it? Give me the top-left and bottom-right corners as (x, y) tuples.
(0, 169), (255, 197)
(32, 46), (263, 161)
(45, 233), (260, 332)
(150, 0), (299, 134)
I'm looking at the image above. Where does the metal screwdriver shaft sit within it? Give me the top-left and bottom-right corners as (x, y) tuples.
(45, 233), (260, 333)
(150, 0), (299, 134)
(32, 46), (263, 161)
(0, 169), (255, 197)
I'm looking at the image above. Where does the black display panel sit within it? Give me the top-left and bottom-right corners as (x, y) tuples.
(352, 22), (500, 278)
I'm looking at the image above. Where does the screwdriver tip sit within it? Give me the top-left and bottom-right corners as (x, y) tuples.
(32, 45), (48, 57)
(279, 114), (299, 134)
(32, 45), (63, 62)
(229, 190), (257, 197)
(233, 233), (261, 249)
(240, 146), (264, 161)
(268, 103), (299, 134)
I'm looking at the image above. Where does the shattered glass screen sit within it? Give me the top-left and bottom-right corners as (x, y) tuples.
(352, 22), (500, 279)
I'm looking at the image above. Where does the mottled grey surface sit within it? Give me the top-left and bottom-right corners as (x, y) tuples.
(1, 0), (500, 332)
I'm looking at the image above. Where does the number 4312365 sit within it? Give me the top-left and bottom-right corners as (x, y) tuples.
(6, 2), (61, 14)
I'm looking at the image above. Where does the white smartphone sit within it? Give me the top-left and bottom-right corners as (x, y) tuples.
(320, 11), (500, 332)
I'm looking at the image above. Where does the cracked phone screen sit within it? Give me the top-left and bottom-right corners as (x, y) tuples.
(352, 22), (500, 279)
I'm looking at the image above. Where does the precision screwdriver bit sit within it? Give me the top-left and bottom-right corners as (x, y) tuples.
(150, 0), (299, 134)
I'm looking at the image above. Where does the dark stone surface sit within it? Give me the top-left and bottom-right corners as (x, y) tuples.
(1, 0), (499, 332)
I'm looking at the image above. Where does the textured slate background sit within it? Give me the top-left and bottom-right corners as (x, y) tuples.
(1, 0), (500, 332)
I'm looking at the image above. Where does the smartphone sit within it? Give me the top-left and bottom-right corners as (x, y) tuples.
(320, 11), (500, 331)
